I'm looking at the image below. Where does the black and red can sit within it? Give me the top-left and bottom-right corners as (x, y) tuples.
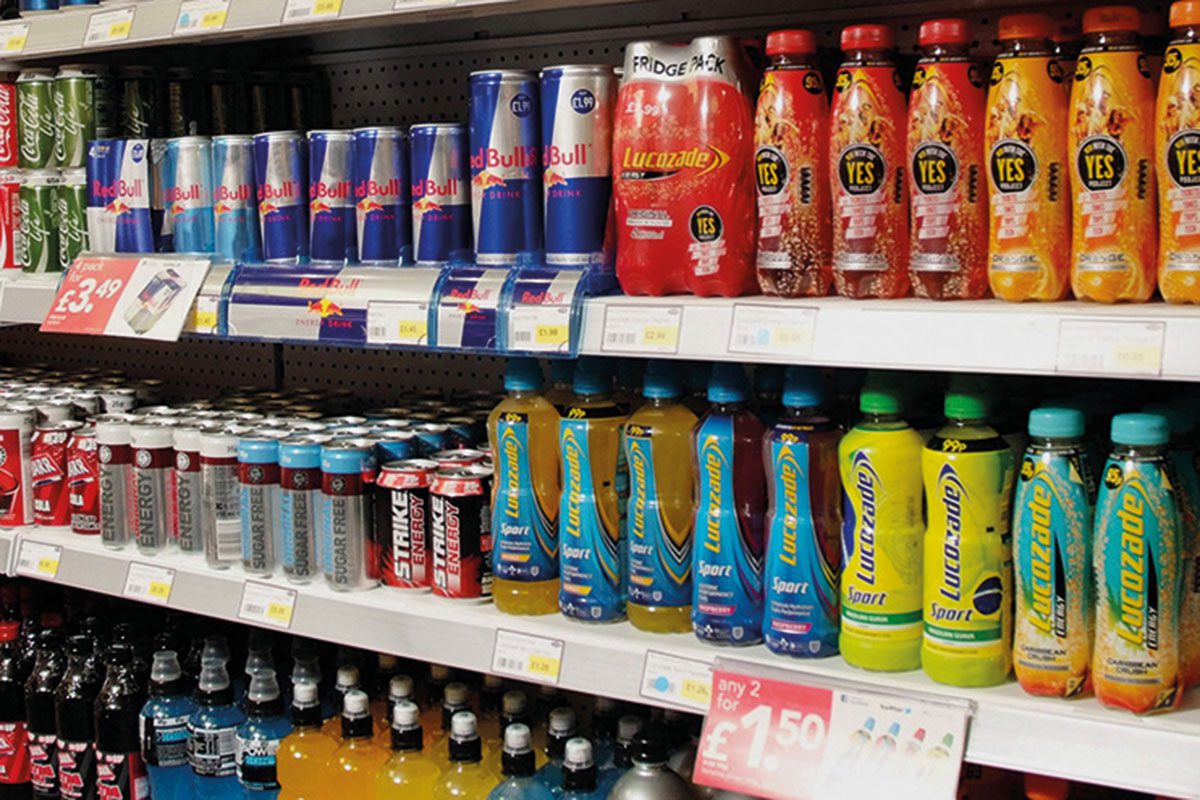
(65, 425), (98, 535)
(429, 466), (492, 601)
(376, 459), (436, 590)
(31, 420), (82, 527)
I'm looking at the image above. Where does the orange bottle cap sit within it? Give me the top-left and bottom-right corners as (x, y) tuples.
(998, 13), (1054, 40)
(918, 18), (971, 46)
(1082, 5), (1141, 34)
(841, 24), (894, 50)
(1170, 1), (1200, 28)
(766, 29), (817, 55)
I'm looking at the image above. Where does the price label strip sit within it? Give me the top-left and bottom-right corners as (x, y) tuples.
(174, 0), (231, 35)
(237, 581), (298, 630)
(13, 540), (62, 580)
(0, 22), (30, 54)
(367, 301), (430, 346)
(505, 269), (582, 353)
(491, 629), (564, 685)
(728, 303), (818, 358)
(434, 268), (508, 350)
(600, 304), (684, 354)
(282, 0), (343, 23)
(83, 5), (135, 46)
(640, 651), (713, 713)
(1055, 318), (1166, 377)
(123, 562), (176, 606)
(394, 0), (456, 9)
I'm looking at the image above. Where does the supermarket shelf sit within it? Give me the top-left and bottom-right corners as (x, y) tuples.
(0, 273), (57, 326)
(4, 527), (1198, 797)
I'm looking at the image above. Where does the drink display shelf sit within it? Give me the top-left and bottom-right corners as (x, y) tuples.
(1, 526), (1196, 797)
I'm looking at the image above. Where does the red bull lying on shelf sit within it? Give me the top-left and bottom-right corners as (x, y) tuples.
(308, 129), (355, 265)
(352, 126), (411, 265)
(86, 138), (153, 253)
(213, 134), (261, 262)
(164, 136), (214, 253)
(253, 130), (308, 263)
(410, 123), (470, 266)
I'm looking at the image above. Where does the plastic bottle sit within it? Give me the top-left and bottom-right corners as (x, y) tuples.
(491, 690), (540, 773)
(607, 728), (692, 800)
(420, 665), (452, 738)
(25, 629), (63, 800)
(545, 361), (575, 410)
(326, 690), (387, 795)
(318, 664), (360, 737)
(433, 712), (497, 800)
(533, 707), (575, 793)
(921, 382), (1015, 687)
(276, 682), (336, 800)
(1156, 1), (1200, 302)
(94, 644), (148, 800)
(558, 358), (628, 623)
(488, 723), (553, 800)
(187, 661), (245, 800)
(589, 697), (619, 771)
(623, 361), (698, 634)
(830, 24), (910, 298)
(754, 29), (833, 297)
(236, 670), (291, 800)
(987, 13), (1073, 301)
(559, 739), (604, 800)
(376, 700), (440, 800)
(0, 613), (29, 800)
(429, 682), (472, 771)
(374, 674), (416, 746)
(598, 715), (641, 795)
(139, 650), (197, 800)
(1069, 5), (1158, 303)
(1093, 413), (1184, 713)
(1012, 408), (1096, 698)
(838, 379), (925, 671)
(693, 363), (768, 645)
(489, 357), (562, 616)
(55, 635), (101, 800)
(907, 18), (988, 299)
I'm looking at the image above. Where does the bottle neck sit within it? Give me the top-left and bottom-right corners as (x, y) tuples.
(245, 698), (284, 719)
(1111, 442), (1167, 458)
(1172, 25), (1200, 44)
(563, 765), (597, 792)
(449, 736), (482, 764)
(391, 724), (423, 753)
(502, 749), (535, 777)
(291, 703), (323, 728)
(197, 687), (234, 707)
(342, 713), (373, 740)
(920, 42), (969, 58)
(642, 395), (680, 409)
(844, 46), (893, 64)
(768, 51), (815, 68)
(150, 678), (187, 698)
(1082, 30), (1140, 50)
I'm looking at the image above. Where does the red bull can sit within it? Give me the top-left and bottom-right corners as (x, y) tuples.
(307, 129), (355, 264)
(377, 458), (436, 589)
(66, 424), (98, 535)
(319, 439), (380, 592)
(164, 136), (215, 253)
(253, 130), (308, 263)
(351, 126), (411, 265)
(86, 138), (153, 253)
(539, 64), (616, 265)
(468, 70), (542, 264)
(212, 134), (261, 261)
(0, 406), (35, 528)
(409, 122), (470, 266)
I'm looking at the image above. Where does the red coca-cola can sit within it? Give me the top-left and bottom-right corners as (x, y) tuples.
(429, 466), (492, 601)
(66, 425), (98, 535)
(0, 405), (35, 527)
(31, 420), (82, 527)
(377, 459), (437, 589)
(0, 170), (17, 270)
(0, 80), (15, 169)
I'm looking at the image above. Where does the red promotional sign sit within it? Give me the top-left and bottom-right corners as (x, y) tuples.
(40, 256), (133, 336)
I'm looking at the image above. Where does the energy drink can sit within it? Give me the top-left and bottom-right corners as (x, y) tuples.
(409, 122), (471, 265)
(351, 126), (411, 265)
(0, 406), (35, 527)
(201, 427), (242, 569)
(429, 466), (492, 600)
(212, 135), (261, 262)
(130, 422), (174, 554)
(65, 424), (99, 535)
(98, 388), (138, 415)
(86, 138), (153, 254)
(238, 434), (285, 577)
(279, 434), (328, 584)
(150, 138), (172, 253)
(164, 136), (215, 253)
(319, 439), (380, 591)
(412, 423), (452, 455)
(307, 129), (355, 264)
(429, 449), (487, 470)
(443, 417), (484, 448)
(253, 130), (308, 263)
(31, 419), (81, 527)
(173, 424), (209, 553)
(377, 458), (435, 589)
(375, 431), (419, 463)
(95, 414), (133, 549)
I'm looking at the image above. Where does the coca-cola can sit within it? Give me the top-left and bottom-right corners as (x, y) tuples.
(377, 459), (436, 590)
(65, 425), (98, 535)
(0, 405), (35, 527)
(429, 466), (492, 601)
(0, 169), (18, 269)
(31, 420), (83, 527)
(0, 79), (15, 169)
(95, 414), (133, 549)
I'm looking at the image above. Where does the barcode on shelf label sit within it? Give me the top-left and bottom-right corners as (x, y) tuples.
(508, 304), (570, 352)
(1055, 319), (1166, 377)
(174, 0), (230, 35)
(14, 540), (61, 580)
(282, 0), (343, 23)
(491, 629), (564, 685)
(600, 304), (683, 354)
(83, 6), (135, 46)
(366, 301), (429, 346)
(238, 581), (297, 629)
(728, 303), (818, 358)
(0, 22), (30, 54)
(123, 562), (175, 606)
(640, 651), (713, 712)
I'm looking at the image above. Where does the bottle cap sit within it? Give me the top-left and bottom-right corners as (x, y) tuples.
(944, 376), (990, 419)
(707, 362), (748, 403)
(842, 24), (894, 50)
(765, 29), (817, 55)
(564, 738), (594, 769)
(859, 387), (901, 415)
(1171, 1), (1200, 28)
(782, 366), (824, 408)
(377, 653), (398, 671)
(1111, 412), (1170, 446)
(198, 661), (230, 693)
(629, 726), (669, 764)
(342, 689), (370, 715)
(642, 360), (683, 400)
(393, 699), (420, 728)
(389, 674), (414, 701)
(291, 655), (321, 685)
(247, 669), (281, 703)
(244, 647), (274, 677)
(445, 681), (470, 705)
(617, 715), (644, 741)
(1143, 402), (1196, 436)
(292, 680), (319, 705)
(505, 357), (543, 392)
(201, 634), (230, 665)
(1028, 407), (1085, 439)
(998, 13), (1055, 39)
(913, 727), (927, 743)
(504, 723), (532, 753)
(150, 650), (182, 684)
(429, 663), (451, 681)
(483, 674), (504, 689)
(450, 710), (478, 739)
(502, 689), (528, 715)
(919, 18), (971, 45)
(549, 706), (577, 734)
(1082, 5), (1140, 33)
(336, 665), (360, 690)
(573, 357), (613, 396)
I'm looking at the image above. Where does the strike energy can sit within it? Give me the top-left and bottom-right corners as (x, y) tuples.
(279, 435), (327, 584)
(173, 424), (208, 553)
(253, 130), (308, 263)
(377, 459), (435, 589)
(65, 424), (99, 535)
(307, 130), (356, 264)
(31, 420), (81, 527)
(429, 466), (492, 600)
(200, 427), (241, 569)
(0, 405), (35, 528)
(164, 136), (215, 253)
(352, 126), (411, 265)
(410, 123), (471, 265)
(238, 434), (284, 577)
(130, 422), (174, 554)
(468, 70), (542, 264)
(95, 415), (133, 549)
(212, 135), (261, 262)
(319, 440), (380, 592)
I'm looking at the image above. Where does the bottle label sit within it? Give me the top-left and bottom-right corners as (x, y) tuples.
(139, 713), (190, 767)
(97, 750), (150, 800)
(29, 731), (57, 797)
(559, 407), (627, 621)
(1013, 446), (1095, 697)
(56, 739), (96, 800)
(624, 425), (691, 609)
(492, 411), (559, 582)
(235, 734), (280, 791)
(0, 721), (31, 785)
(693, 413), (764, 643)
(187, 724), (237, 778)
(1166, 444), (1200, 687)
(1158, 41), (1200, 299)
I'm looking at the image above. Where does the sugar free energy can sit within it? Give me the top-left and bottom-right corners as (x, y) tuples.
(429, 466), (493, 600)
(212, 135), (261, 262)
(238, 434), (284, 577)
(164, 136), (215, 253)
(65, 424), (98, 535)
(377, 459), (435, 589)
(352, 126), (411, 265)
(410, 123), (470, 265)
(18, 69), (55, 170)
(0, 405), (35, 527)
(319, 440), (380, 592)
(95, 415), (133, 549)
(130, 422), (174, 554)
(253, 131), (308, 263)
(200, 427), (241, 569)
(173, 424), (208, 554)
(307, 130), (355, 264)
(31, 419), (81, 527)
(279, 435), (327, 584)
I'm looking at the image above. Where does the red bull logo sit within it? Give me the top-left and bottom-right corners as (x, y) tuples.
(164, 183), (204, 204)
(412, 196), (442, 215)
(544, 143), (589, 168)
(412, 177), (463, 203)
(105, 200), (132, 216)
(354, 178), (403, 200)
(257, 179), (301, 203)
(308, 298), (344, 317)
(543, 169), (568, 188)
(472, 171), (507, 189)
(309, 199), (333, 216)
(214, 183), (253, 203)
(310, 179), (351, 202)
(213, 201), (233, 216)
(357, 198), (385, 213)
(470, 145), (539, 172)
(91, 178), (145, 201)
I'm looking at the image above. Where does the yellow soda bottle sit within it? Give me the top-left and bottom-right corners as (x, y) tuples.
(433, 712), (499, 800)
(623, 361), (697, 634)
(376, 700), (441, 800)
(321, 664), (362, 736)
(921, 381), (1015, 687)
(326, 690), (388, 796)
(277, 681), (337, 800)
(838, 377), (925, 671)
(429, 682), (473, 771)
(375, 674), (417, 746)
(488, 358), (561, 616)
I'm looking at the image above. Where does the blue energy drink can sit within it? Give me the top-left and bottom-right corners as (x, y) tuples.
(307, 129), (355, 264)
(279, 434), (330, 585)
(238, 434), (285, 577)
(164, 136), (214, 253)
(352, 126), (411, 265)
(212, 134), (261, 261)
(409, 122), (470, 265)
(253, 130), (307, 263)
(319, 439), (380, 591)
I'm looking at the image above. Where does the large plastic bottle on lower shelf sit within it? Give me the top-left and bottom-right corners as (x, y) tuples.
(433, 712), (498, 800)
(488, 723), (554, 800)
(187, 661), (245, 800)
(326, 690), (388, 795)
(376, 700), (441, 800)
(276, 681), (336, 800)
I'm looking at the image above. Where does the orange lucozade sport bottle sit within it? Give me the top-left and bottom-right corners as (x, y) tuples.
(1156, 0), (1200, 303)
(830, 24), (910, 298)
(986, 13), (1072, 301)
(1069, 5), (1158, 303)
(906, 18), (988, 299)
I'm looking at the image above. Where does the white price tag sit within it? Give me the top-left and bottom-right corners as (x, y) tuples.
(123, 562), (175, 605)
(14, 540), (61, 580)
(282, 0), (343, 23)
(491, 629), (564, 685)
(640, 651), (713, 712)
(237, 581), (297, 629)
(174, 0), (231, 35)
(0, 23), (30, 54)
(366, 301), (429, 346)
(394, 0), (455, 8)
(508, 304), (570, 352)
(728, 304), (818, 358)
(600, 304), (684, 354)
(1055, 319), (1166, 377)
(83, 6), (135, 46)
(185, 294), (220, 335)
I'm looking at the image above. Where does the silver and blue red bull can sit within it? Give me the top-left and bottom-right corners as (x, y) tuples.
(307, 129), (355, 265)
(212, 134), (261, 262)
(149, 139), (173, 252)
(253, 130), (308, 263)
(86, 138), (154, 253)
(351, 126), (411, 265)
(468, 70), (542, 264)
(410, 123), (470, 266)
(540, 65), (615, 265)
(164, 136), (215, 253)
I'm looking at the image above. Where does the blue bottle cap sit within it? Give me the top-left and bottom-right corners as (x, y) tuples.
(504, 357), (542, 392)
(1142, 402), (1196, 437)
(707, 362), (747, 404)
(573, 357), (613, 396)
(1027, 407), (1085, 439)
(781, 367), (824, 408)
(237, 437), (280, 465)
(1110, 412), (1170, 447)
(642, 360), (682, 400)
(320, 440), (371, 474)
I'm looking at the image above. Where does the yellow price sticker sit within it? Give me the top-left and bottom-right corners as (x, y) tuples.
(108, 20), (132, 38)
(535, 323), (568, 346)
(37, 557), (58, 576)
(1113, 344), (1162, 370)
(200, 10), (226, 28)
(313, 0), (341, 15)
(527, 654), (560, 678)
(187, 309), (218, 331)
(681, 679), (711, 706)
(398, 319), (427, 341)
(266, 601), (293, 624)
(148, 581), (171, 599)
(3, 35), (25, 52)
(641, 324), (678, 348)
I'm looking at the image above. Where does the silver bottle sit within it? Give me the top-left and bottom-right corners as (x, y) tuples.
(608, 728), (695, 800)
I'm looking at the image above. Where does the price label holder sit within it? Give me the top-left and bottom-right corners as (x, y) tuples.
(365, 267), (441, 347)
(491, 629), (564, 685)
(83, 5), (136, 46)
(695, 659), (971, 800)
(123, 562), (175, 606)
(0, 22), (30, 54)
(1055, 318), (1166, 377)
(40, 255), (212, 341)
(728, 303), (818, 359)
(13, 539), (62, 580)
(599, 303), (685, 354)
(433, 266), (509, 350)
(237, 581), (297, 630)
(394, 0), (456, 9)
(184, 261), (231, 335)
(640, 650), (713, 712)
(282, 0), (343, 24)
(501, 268), (584, 354)
(174, 0), (231, 35)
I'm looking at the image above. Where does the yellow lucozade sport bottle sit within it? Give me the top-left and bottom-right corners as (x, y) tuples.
(434, 712), (498, 800)
(277, 682), (336, 800)
(376, 700), (441, 800)
(325, 690), (388, 796)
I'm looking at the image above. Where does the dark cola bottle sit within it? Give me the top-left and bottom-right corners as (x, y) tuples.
(94, 645), (148, 800)
(0, 609), (31, 800)
(54, 636), (100, 800)
(25, 630), (64, 800)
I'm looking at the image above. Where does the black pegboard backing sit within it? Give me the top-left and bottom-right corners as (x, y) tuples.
(280, 345), (506, 400)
